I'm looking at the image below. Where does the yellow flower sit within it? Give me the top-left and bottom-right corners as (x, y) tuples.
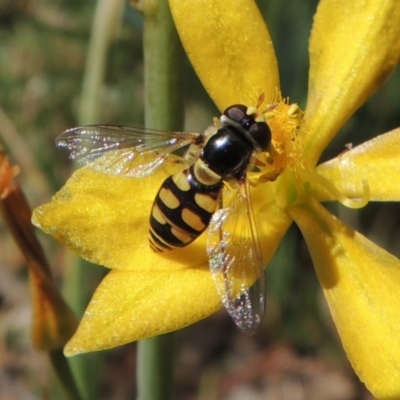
(32, 0), (400, 396)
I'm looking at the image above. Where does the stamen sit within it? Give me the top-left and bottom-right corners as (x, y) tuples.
(301, 170), (370, 209)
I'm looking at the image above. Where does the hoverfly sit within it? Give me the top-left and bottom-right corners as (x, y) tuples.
(57, 104), (271, 333)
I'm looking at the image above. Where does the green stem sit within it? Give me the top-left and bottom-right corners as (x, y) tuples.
(64, 1), (125, 398)
(137, 0), (184, 399)
(49, 349), (84, 400)
(143, 0), (184, 130)
(137, 334), (176, 400)
(63, 258), (105, 400)
(79, 0), (125, 124)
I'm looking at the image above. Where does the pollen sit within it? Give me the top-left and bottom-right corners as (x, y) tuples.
(254, 97), (304, 184)
(251, 97), (370, 211)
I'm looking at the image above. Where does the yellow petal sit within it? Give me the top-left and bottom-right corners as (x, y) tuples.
(314, 128), (400, 201)
(64, 267), (220, 354)
(32, 165), (209, 271)
(169, 0), (279, 111)
(32, 161), (291, 272)
(252, 185), (293, 263)
(290, 198), (400, 398)
(302, 0), (400, 165)
(64, 197), (291, 354)
(32, 164), (290, 271)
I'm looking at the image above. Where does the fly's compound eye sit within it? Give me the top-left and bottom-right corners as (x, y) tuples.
(223, 104), (249, 124)
(249, 121), (271, 151)
(223, 104), (271, 152)
(223, 104), (255, 131)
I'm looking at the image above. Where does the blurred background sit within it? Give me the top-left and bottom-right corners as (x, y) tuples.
(0, 0), (399, 399)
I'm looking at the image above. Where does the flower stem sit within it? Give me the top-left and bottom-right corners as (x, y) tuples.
(137, 334), (176, 400)
(79, 0), (125, 124)
(143, 0), (184, 131)
(49, 349), (84, 400)
(64, 1), (125, 398)
(137, 0), (184, 399)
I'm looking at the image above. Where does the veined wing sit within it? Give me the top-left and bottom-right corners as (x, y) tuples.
(207, 181), (266, 333)
(56, 125), (199, 177)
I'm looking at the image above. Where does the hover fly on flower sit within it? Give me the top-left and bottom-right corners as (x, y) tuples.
(56, 103), (272, 333)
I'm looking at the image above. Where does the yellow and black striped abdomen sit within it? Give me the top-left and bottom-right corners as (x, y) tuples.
(149, 164), (222, 252)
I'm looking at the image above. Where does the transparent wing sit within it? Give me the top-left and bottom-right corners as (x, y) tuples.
(207, 180), (266, 333)
(56, 125), (199, 177)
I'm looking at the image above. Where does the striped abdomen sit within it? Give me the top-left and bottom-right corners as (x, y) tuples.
(149, 162), (222, 252)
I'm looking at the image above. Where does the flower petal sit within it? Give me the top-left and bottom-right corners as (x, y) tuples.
(64, 195), (292, 354)
(290, 199), (400, 398)
(169, 0), (279, 111)
(302, 0), (400, 165)
(64, 266), (220, 354)
(252, 185), (293, 263)
(32, 163), (291, 272)
(314, 128), (400, 201)
(32, 165), (208, 271)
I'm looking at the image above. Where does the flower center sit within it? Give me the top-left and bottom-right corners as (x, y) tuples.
(248, 97), (370, 210)
(249, 98), (303, 184)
